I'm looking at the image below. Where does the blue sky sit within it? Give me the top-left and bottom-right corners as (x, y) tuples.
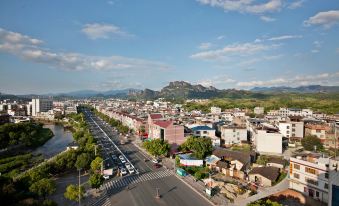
(0, 0), (339, 94)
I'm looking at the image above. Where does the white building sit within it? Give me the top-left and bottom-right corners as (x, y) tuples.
(289, 154), (339, 204)
(221, 124), (247, 145)
(254, 107), (264, 115)
(31, 98), (53, 116)
(278, 117), (304, 139)
(211, 106), (221, 114)
(252, 123), (283, 155)
(191, 125), (215, 138)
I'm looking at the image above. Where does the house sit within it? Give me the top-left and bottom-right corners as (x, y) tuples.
(191, 125), (215, 138)
(266, 157), (286, 169)
(249, 166), (280, 187)
(220, 124), (247, 145)
(278, 116), (304, 140)
(211, 107), (221, 114)
(211, 149), (252, 179)
(254, 107), (264, 115)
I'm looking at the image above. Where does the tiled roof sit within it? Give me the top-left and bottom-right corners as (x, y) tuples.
(150, 113), (163, 119)
(154, 120), (172, 128)
(191, 125), (215, 131)
(249, 166), (280, 181)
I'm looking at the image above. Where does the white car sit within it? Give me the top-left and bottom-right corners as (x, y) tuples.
(151, 159), (159, 164)
(119, 156), (126, 163)
(103, 175), (110, 180)
(120, 168), (127, 175)
(128, 167), (135, 174)
(125, 163), (131, 169)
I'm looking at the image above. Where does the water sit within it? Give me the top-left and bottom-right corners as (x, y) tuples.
(33, 124), (74, 158)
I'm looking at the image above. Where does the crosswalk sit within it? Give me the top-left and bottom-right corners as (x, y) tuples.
(91, 190), (111, 206)
(102, 170), (173, 192)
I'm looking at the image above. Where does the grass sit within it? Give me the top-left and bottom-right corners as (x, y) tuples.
(231, 144), (251, 152)
(274, 171), (287, 186)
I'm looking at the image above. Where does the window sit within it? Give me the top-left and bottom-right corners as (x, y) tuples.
(305, 167), (317, 175)
(316, 129), (321, 133)
(325, 173), (329, 179)
(294, 164), (300, 170)
(305, 178), (318, 186)
(316, 191), (319, 197)
(292, 124), (296, 127)
(292, 128), (296, 132)
(287, 126), (290, 129)
(293, 173), (300, 179)
(325, 183), (329, 189)
(203, 131), (208, 134)
(233, 129), (236, 132)
(287, 131), (290, 134)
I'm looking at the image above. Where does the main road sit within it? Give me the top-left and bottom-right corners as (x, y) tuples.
(82, 108), (213, 206)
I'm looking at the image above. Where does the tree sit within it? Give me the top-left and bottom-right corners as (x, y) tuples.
(247, 199), (282, 206)
(256, 155), (269, 165)
(89, 173), (104, 189)
(64, 184), (84, 202)
(143, 139), (170, 157)
(301, 135), (324, 151)
(42, 199), (58, 206)
(29, 178), (56, 199)
(179, 136), (213, 159)
(75, 153), (92, 170)
(90, 157), (103, 172)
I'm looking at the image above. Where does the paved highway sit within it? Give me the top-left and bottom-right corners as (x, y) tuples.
(82, 108), (212, 206)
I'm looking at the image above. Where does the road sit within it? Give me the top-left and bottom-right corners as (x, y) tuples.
(82, 108), (212, 206)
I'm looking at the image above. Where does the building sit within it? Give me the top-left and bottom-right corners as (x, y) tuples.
(252, 123), (283, 155)
(31, 98), (53, 117)
(220, 124), (247, 145)
(211, 106), (221, 114)
(249, 166), (280, 187)
(191, 125), (215, 138)
(289, 153), (333, 204)
(254, 107), (264, 115)
(278, 116), (304, 140)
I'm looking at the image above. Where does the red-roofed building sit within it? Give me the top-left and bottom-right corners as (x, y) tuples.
(148, 114), (185, 153)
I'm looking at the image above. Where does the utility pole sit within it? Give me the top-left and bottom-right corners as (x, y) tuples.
(78, 168), (81, 206)
(155, 187), (160, 198)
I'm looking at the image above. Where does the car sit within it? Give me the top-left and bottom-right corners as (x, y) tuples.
(120, 158), (126, 163)
(120, 168), (127, 175)
(151, 159), (159, 164)
(103, 175), (110, 180)
(128, 167), (135, 174)
(125, 163), (131, 169)
(153, 163), (161, 168)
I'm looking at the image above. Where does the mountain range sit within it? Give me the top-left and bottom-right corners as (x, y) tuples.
(250, 85), (339, 93)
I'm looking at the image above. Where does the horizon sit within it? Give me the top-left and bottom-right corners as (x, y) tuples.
(1, 0), (339, 94)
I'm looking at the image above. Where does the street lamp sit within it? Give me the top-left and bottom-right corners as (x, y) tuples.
(155, 187), (160, 199)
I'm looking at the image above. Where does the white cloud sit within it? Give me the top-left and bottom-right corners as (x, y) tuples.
(311, 49), (319, 53)
(217, 35), (225, 40)
(196, 0), (283, 14)
(260, 16), (276, 22)
(236, 72), (339, 87)
(198, 75), (236, 87)
(99, 80), (143, 90)
(288, 0), (306, 9)
(198, 42), (213, 50)
(313, 40), (322, 48)
(268, 35), (302, 41)
(107, 1), (114, 5)
(190, 42), (271, 60)
(81, 23), (133, 39)
(304, 10), (339, 29)
(0, 27), (169, 71)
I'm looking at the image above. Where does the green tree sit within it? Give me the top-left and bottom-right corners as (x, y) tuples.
(247, 199), (282, 206)
(89, 173), (104, 189)
(143, 139), (170, 157)
(194, 171), (203, 180)
(256, 155), (269, 165)
(179, 136), (213, 159)
(42, 199), (58, 206)
(301, 135), (324, 151)
(90, 157), (103, 172)
(64, 184), (84, 202)
(75, 153), (91, 170)
(29, 178), (56, 199)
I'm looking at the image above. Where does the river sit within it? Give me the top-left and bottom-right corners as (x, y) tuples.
(33, 124), (74, 158)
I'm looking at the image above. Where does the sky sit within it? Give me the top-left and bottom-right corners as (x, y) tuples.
(0, 0), (339, 94)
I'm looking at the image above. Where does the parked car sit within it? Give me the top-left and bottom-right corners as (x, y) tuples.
(151, 159), (159, 164)
(120, 168), (127, 175)
(103, 175), (110, 180)
(125, 163), (131, 169)
(128, 167), (135, 174)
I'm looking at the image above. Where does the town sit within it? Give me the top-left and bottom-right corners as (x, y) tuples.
(0, 96), (338, 206)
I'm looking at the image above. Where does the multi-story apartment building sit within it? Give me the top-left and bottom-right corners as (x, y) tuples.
(220, 124), (247, 145)
(253, 107), (264, 115)
(278, 116), (304, 140)
(289, 153), (339, 204)
(191, 125), (215, 138)
(251, 123), (283, 155)
(31, 98), (53, 116)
